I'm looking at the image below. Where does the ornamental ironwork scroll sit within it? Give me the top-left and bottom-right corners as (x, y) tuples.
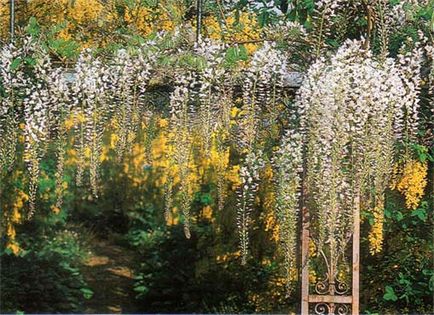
(300, 195), (360, 315)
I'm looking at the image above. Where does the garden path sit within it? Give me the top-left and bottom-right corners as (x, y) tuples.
(82, 238), (139, 314)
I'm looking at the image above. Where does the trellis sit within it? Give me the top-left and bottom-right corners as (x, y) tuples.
(300, 200), (360, 315)
(5, 1), (362, 314)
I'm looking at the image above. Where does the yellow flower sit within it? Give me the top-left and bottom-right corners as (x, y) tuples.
(64, 114), (75, 130)
(230, 106), (240, 118)
(392, 159), (428, 210)
(84, 146), (92, 158)
(203, 12), (260, 57)
(226, 165), (241, 189)
(165, 207), (179, 226)
(264, 208), (279, 243)
(309, 240), (317, 257)
(309, 269), (317, 284)
(51, 205), (61, 214)
(65, 148), (78, 166)
(75, 112), (87, 123)
(201, 205), (213, 220)
(11, 208), (21, 223)
(100, 146), (109, 162)
(6, 223), (16, 239)
(158, 118), (169, 128)
(368, 202), (384, 255)
(110, 133), (119, 149)
(6, 241), (20, 255)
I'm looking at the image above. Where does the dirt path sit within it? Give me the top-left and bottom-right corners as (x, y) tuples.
(82, 238), (139, 314)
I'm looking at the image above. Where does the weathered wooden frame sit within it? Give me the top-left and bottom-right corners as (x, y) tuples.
(301, 196), (360, 315)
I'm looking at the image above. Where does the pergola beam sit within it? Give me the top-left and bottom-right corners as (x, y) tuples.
(10, 0), (15, 41)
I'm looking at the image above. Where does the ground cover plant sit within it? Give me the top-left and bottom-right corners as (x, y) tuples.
(0, 0), (433, 314)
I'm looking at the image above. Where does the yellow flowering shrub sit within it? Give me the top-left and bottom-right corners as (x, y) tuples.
(165, 206), (180, 226)
(26, 0), (108, 47)
(203, 12), (260, 55)
(201, 205), (214, 221)
(2, 188), (28, 255)
(124, 2), (177, 35)
(368, 201), (384, 255)
(215, 250), (241, 264)
(262, 165), (279, 243)
(391, 159), (428, 210)
(0, 0), (181, 47)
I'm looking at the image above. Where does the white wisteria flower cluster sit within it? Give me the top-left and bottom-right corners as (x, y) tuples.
(71, 45), (154, 196)
(0, 30), (429, 289)
(28, 55), (73, 215)
(194, 39), (229, 154)
(73, 50), (111, 194)
(273, 128), (303, 295)
(396, 37), (425, 142)
(1, 38), (156, 215)
(169, 71), (196, 239)
(237, 149), (265, 265)
(0, 40), (31, 172)
(296, 38), (425, 272)
(111, 47), (154, 160)
(240, 41), (288, 149)
(0, 38), (73, 216)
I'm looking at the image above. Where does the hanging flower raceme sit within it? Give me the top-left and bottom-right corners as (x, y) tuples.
(169, 71), (196, 239)
(239, 42), (288, 150)
(0, 40), (28, 174)
(72, 49), (111, 195)
(273, 128), (303, 295)
(22, 43), (67, 217)
(23, 81), (50, 217)
(391, 159), (428, 211)
(237, 149), (264, 265)
(376, 0), (407, 58)
(426, 44), (434, 118)
(311, 0), (346, 56)
(111, 47), (153, 162)
(1, 37), (72, 217)
(396, 37), (424, 143)
(297, 39), (411, 267)
(193, 39), (234, 211)
(48, 68), (72, 212)
(194, 39), (229, 156)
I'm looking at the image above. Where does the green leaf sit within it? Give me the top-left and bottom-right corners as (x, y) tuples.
(200, 193), (213, 205)
(24, 57), (36, 66)
(133, 285), (149, 294)
(258, 11), (270, 27)
(431, 10), (434, 33)
(4, 247), (13, 255)
(384, 208), (392, 218)
(48, 39), (80, 60)
(225, 46), (248, 67)
(395, 211), (404, 222)
(26, 17), (40, 37)
(411, 208), (427, 222)
(10, 58), (22, 71)
(80, 287), (94, 300)
(383, 285), (398, 301)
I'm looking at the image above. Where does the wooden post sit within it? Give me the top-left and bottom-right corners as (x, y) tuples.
(300, 197), (361, 314)
(352, 195), (360, 314)
(196, 0), (203, 42)
(10, 0), (15, 41)
(301, 206), (309, 315)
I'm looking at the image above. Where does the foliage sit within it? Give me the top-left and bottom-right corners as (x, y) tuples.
(127, 204), (296, 313)
(362, 189), (433, 314)
(0, 222), (92, 313)
(0, 0), (433, 314)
